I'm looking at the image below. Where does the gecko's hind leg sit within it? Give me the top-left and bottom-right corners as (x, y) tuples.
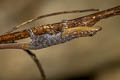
(28, 29), (36, 39)
(27, 28), (41, 48)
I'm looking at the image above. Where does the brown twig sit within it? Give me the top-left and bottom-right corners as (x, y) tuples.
(0, 6), (119, 44)
(5, 9), (99, 34)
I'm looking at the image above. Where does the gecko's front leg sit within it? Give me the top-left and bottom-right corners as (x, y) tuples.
(28, 26), (102, 50)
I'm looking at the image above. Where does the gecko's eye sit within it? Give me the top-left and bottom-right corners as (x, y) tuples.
(88, 31), (98, 36)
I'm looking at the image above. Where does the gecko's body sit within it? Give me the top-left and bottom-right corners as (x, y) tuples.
(29, 26), (102, 50)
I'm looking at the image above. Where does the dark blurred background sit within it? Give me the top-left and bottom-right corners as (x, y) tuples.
(0, 0), (120, 80)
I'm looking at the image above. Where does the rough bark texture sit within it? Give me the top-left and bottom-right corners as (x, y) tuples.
(0, 6), (119, 44)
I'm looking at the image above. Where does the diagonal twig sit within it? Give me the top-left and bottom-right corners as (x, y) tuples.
(5, 9), (99, 34)
(10, 41), (47, 80)
(24, 50), (47, 80)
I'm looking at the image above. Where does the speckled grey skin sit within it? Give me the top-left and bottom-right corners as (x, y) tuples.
(28, 29), (98, 50)
(29, 32), (74, 49)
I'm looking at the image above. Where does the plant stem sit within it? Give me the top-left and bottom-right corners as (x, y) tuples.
(0, 6), (119, 44)
(24, 50), (47, 80)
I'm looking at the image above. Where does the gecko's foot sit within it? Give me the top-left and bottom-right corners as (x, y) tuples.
(61, 19), (69, 32)
(62, 19), (68, 27)
(28, 29), (37, 40)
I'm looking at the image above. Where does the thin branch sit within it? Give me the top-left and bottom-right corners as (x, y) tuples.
(4, 40), (47, 80)
(24, 50), (47, 80)
(0, 43), (29, 49)
(0, 6), (119, 44)
(5, 9), (99, 34)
